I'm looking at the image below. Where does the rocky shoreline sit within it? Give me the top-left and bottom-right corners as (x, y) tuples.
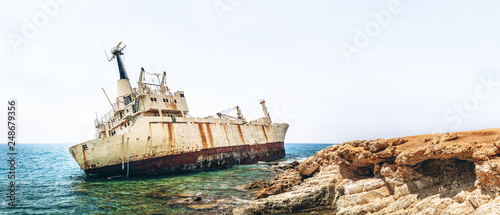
(235, 129), (500, 214)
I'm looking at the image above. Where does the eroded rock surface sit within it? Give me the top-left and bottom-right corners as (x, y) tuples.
(235, 129), (500, 214)
(254, 169), (303, 199)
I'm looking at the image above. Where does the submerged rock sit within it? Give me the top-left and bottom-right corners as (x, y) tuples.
(144, 190), (173, 200)
(163, 194), (206, 208)
(274, 160), (300, 170)
(254, 169), (303, 199)
(175, 193), (196, 197)
(166, 195), (238, 213)
(234, 129), (500, 214)
(186, 203), (218, 210)
(237, 179), (268, 191)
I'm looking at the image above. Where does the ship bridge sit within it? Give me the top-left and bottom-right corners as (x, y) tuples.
(94, 42), (188, 139)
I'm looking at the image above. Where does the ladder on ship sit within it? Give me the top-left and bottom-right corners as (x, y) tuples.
(133, 98), (139, 113)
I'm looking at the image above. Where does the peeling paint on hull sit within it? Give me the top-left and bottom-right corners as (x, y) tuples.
(84, 142), (285, 176)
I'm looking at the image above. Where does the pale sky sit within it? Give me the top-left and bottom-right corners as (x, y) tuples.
(1, 0), (500, 144)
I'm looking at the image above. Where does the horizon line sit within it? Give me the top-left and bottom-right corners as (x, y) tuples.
(0, 142), (339, 145)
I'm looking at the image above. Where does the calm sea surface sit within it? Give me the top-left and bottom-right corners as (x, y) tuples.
(0, 143), (334, 214)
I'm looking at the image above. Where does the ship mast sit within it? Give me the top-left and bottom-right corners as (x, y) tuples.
(108, 42), (134, 107)
(107, 42), (128, 78)
(260, 99), (272, 123)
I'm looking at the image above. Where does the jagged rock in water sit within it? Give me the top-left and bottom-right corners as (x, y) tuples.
(234, 129), (500, 214)
(254, 169), (303, 199)
(144, 190), (174, 200)
(267, 162), (279, 166)
(295, 157), (321, 176)
(237, 179), (268, 191)
(274, 160), (300, 171)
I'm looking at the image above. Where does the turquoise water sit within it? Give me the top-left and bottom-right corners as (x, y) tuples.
(0, 143), (333, 214)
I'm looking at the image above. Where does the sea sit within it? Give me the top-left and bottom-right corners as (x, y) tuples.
(0, 143), (334, 214)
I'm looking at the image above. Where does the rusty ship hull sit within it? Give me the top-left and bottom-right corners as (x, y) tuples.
(80, 142), (285, 176)
(69, 42), (288, 176)
(70, 117), (288, 176)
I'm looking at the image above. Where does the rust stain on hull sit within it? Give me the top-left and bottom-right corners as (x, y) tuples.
(167, 122), (174, 153)
(237, 124), (246, 145)
(223, 124), (230, 146)
(206, 124), (215, 148)
(198, 123), (208, 149)
(70, 149), (76, 160)
(82, 145), (89, 172)
(262, 125), (269, 143)
(85, 142), (285, 176)
(167, 101), (178, 110)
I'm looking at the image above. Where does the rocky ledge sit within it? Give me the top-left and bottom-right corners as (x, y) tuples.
(235, 129), (500, 214)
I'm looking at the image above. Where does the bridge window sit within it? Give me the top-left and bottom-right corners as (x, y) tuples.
(180, 94), (184, 97)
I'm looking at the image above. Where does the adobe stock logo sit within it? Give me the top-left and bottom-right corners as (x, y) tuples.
(441, 74), (500, 131)
(7, 0), (70, 53)
(212, 0), (243, 21)
(339, 0), (404, 64)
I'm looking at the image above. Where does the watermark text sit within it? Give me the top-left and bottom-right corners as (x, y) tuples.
(6, 100), (17, 206)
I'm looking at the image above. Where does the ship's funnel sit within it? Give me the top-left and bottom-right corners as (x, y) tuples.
(117, 79), (133, 98)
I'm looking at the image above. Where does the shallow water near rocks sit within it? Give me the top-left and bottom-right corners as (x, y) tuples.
(0, 143), (333, 214)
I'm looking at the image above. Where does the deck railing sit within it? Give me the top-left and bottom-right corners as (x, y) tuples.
(94, 103), (117, 127)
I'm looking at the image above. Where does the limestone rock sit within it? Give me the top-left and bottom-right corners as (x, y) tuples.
(392, 137), (407, 146)
(295, 157), (320, 176)
(274, 160), (300, 170)
(254, 169), (302, 199)
(237, 179), (267, 191)
(234, 129), (500, 214)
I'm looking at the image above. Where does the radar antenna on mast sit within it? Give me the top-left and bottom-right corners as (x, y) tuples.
(109, 42), (126, 62)
(104, 42), (129, 80)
